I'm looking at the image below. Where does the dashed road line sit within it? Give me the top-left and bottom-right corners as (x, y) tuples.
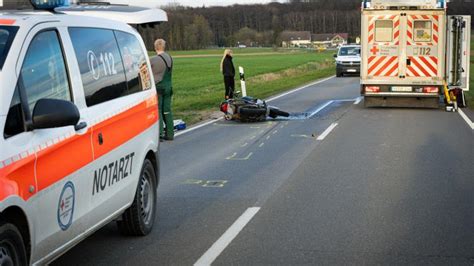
(458, 109), (474, 130)
(259, 142), (265, 148)
(316, 123), (338, 140)
(194, 207), (261, 266)
(272, 130), (278, 135)
(266, 136), (271, 140)
(226, 152), (253, 161)
(240, 142), (249, 148)
(290, 134), (313, 139)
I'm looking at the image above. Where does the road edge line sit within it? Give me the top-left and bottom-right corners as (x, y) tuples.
(317, 123), (338, 140)
(194, 207), (261, 266)
(266, 75), (336, 102)
(458, 109), (474, 130)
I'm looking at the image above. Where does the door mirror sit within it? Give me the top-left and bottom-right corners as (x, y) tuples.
(32, 99), (80, 130)
(333, 54), (338, 58)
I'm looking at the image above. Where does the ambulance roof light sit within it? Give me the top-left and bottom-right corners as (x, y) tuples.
(30, 0), (69, 11)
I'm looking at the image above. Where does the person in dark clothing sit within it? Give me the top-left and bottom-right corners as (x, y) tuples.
(221, 49), (235, 99)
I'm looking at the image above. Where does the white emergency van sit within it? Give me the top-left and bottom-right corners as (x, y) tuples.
(360, 0), (470, 107)
(0, 1), (167, 265)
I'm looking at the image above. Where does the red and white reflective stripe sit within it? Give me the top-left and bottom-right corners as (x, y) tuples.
(407, 15), (439, 46)
(367, 15), (400, 44)
(367, 56), (399, 77)
(406, 56), (438, 77)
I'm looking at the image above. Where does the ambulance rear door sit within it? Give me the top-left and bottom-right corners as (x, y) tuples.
(362, 11), (403, 83)
(404, 11), (445, 85)
(446, 15), (471, 91)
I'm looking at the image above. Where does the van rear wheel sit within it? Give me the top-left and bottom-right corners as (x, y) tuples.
(0, 223), (27, 266)
(117, 159), (157, 236)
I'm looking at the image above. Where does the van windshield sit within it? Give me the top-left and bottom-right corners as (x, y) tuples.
(0, 26), (19, 70)
(339, 47), (360, 56)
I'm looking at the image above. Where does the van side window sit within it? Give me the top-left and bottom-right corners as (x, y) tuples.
(414, 21), (432, 42)
(21, 30), (71, 112)
(68, 28), (128, 107)
(115, 31), (151, 93)
(4, 87), (25, 138)
(375, 20), (393, 42)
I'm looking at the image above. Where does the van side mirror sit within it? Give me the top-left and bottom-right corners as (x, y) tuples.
(32, 99), (80, 130)
(333, 54), (337, 58)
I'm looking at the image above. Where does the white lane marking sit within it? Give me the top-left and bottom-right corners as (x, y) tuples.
(259, 142), (265, 148)
(308, 100), (334, 118)
(175, 117), (223, 137)
(265, 76), (335, 102)
(354, 96), (363, 105)
(458, 109), (474, 130)
(194, 207), (261, 266)
(317, 123), (338, 140)
(177, 76), (335, 137)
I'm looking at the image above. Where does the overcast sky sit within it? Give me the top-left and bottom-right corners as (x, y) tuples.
(106, 0), (281, 8)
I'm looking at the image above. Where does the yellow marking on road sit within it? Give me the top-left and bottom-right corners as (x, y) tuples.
(226, 152), (237, 160)
(226, 152), (253, 161)
(183, 179), (204, 185)
(259, 142), (265, 148)
(240, 142), (249, 147)
(202, 180), (228, 188)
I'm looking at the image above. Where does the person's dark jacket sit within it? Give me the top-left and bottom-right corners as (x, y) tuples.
(222, 55), (235, 77)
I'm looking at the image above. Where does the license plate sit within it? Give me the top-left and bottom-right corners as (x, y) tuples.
(347, 69), (357, 73)
(392, 86), (412, 92)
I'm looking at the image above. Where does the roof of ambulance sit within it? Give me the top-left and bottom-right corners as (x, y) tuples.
(0, 10), (135, 31)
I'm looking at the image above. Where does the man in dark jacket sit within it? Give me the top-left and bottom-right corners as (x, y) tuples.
(221, 49), (235, 99)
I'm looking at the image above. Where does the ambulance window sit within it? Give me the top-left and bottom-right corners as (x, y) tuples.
(4, 87), (25, 138)
(115, 31), (151, 94)
(375, 20), (393, 42)
(68, 28), (128, 107)
(20, 30), (71, 112)
(414, 21), (432, 42)
(0, 26), (19, 70)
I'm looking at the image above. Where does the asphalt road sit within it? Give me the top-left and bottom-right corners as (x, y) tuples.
(54, 76), (474, 265)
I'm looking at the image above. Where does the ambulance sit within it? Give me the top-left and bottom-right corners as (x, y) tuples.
(0, 1), (167, 265)
(360, 0), (471, 107)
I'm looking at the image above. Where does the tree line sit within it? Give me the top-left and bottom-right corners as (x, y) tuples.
(138, 0), (473, 51)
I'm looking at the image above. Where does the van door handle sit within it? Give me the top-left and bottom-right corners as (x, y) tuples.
(98, 133), (104, 145)
(406, 59), (411, 66)
(75, 121), (87, 131)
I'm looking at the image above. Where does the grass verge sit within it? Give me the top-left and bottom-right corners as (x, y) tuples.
(467, 38), (474, 109)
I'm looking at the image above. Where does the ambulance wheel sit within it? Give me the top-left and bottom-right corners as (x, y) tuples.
(118, 159), (157, 236)
(0, 223), (27, 266)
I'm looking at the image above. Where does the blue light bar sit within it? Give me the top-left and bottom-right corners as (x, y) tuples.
(30, 0), (69, 10)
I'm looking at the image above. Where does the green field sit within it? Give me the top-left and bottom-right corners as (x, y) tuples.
(159, 49), (334, 124)
(148, 47), (304, 57)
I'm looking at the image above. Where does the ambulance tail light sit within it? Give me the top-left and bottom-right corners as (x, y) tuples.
(423, 87), (439, 93)
(365, 86), (380, 93)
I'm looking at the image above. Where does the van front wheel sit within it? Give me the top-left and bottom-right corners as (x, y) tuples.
(117, 159), (157, 236)
(0, 223), (27, 266)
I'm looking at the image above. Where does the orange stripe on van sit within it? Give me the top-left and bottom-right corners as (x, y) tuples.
(0, 154), (36, 201)
(0, 19), (16, 25)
